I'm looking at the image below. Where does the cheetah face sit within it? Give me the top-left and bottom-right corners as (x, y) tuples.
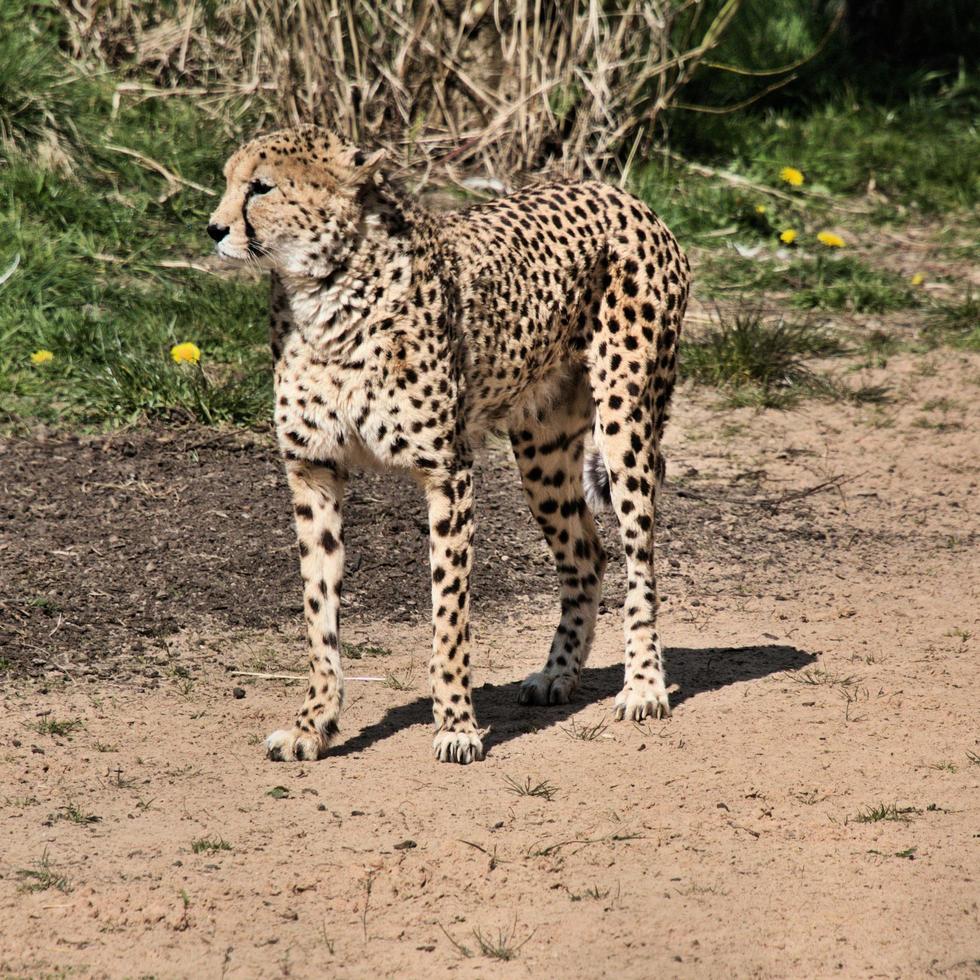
(209, 125), (384, 278)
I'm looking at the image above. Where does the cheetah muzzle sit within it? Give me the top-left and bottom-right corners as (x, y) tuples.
(210, 125), (690, 765)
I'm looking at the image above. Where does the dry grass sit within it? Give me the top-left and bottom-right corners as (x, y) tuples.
(64, 0), (742, 182)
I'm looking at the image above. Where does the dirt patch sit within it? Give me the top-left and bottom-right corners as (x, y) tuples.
(1, 350), (979, 978)
(0, 422), (864, 678)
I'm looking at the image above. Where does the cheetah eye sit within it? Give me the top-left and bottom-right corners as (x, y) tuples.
(248, 178), (275, 196)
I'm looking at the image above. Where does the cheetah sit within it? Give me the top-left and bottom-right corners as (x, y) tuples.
(208, 125), (690, 765)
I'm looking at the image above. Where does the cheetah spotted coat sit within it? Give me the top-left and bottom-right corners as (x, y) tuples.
(209, 126), (690, 764)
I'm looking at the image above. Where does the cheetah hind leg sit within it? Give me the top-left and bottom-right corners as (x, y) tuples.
(510, 388), (606, 708)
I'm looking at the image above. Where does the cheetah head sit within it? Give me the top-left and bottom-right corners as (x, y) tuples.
(208, 125), (385, 277)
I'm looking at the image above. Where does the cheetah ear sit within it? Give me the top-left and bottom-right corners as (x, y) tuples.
(342, 147), (386, 184)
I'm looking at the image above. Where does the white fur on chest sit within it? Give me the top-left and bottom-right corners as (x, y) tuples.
(274, 339), (373, 464)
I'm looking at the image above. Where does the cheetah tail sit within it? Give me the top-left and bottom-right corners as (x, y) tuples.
(583, 449), (613, 513)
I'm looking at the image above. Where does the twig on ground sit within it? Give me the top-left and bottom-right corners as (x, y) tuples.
(655, 148), (871, 215)
(231, 671), (385, 682)
(0, 253), (20, 289)
(89, 253), (223, 276)
(103, 143), (215, 200)
(672, 472), (866, 511)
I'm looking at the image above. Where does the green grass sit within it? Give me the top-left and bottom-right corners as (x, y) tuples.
(49, 803), (100, 826)
(17, 849), (72, 894)
(32, 717), (84, 737)
(681, 309), (843, 407)
(1, 2), (976, 431)
(855, 803), (919, 824)
(923, 291), (980, 350)
(653, 86), (980, 218)
(341, 641), (392, 660)
(503, 775), (558, 801)
(0, 1), (268, 431)
(698, 251), (920, 313)
(191, 835), (232, 854)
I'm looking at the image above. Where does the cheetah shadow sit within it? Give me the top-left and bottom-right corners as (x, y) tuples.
(328, 643), (814, 758)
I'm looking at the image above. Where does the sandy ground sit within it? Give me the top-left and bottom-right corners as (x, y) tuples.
(1, 348), (979, 978)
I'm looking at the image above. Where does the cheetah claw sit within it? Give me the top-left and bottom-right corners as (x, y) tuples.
(613, 683), (672, 722)
(265, 726), (333, 762)
(432, 729), (484, 764)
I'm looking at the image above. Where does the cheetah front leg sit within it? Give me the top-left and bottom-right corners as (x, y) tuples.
(266, 459), (346, 761)
(424, 461), (484, 764)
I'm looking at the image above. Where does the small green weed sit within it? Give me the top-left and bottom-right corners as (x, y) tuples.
(342, 641), (392, 660)
(869, 846), (918, 860)
(383, 670), (414, 690)
(266, 785), (290, 799)
(503, 775), (558, 801)
(855, 803), (919, 824)
(790, 667), (856, 688)
(923, 291), (980, 350)
(17, 849), (72, 894)
(33, 717), (83, 737)
(569, 883), (611, 902)
(472, 922), (536, 961)
(191, 835), (232, 854)
(560, 717), (610, 741)
(49, 803), (100, 826)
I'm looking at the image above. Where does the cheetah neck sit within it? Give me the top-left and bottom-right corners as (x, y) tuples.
(280, 212), (412, 351)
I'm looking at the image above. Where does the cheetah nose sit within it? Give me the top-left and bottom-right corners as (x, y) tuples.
(207, 222), (229, 243)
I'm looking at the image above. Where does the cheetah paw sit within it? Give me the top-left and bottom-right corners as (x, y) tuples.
(613, 681), (672, 722)
(432, 729), (484, 765)
(265, 724), (335, 762)
(518, 671), (577, 706)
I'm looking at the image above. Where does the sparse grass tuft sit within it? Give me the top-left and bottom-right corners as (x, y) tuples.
(17, 849), (72, 893)
(32, 717), (83, 737)
(472, 921), (536, 961)
(859, 328), (902, 368)
(383, 667), (415, 691)
(342, 641), (392, 660)
(855, 803), (919, 824)
(49, 803), (100, 826)
(503, 775), (558, 801)
(790, 667), (856, 688)
(682, 309), (842, 407)
(560, 717), (610, 741)
(191, 835), (232, 854)
(570, 883), (611, 902)
(923, 291), (980, 350)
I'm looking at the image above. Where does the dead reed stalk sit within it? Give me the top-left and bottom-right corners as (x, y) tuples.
(64, 0), (743, 182)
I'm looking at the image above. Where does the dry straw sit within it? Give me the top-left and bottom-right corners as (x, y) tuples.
(65, 0), (743, 184)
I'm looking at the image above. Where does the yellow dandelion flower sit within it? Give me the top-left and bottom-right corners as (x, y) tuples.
(30, 350), (54, 365)
(755, 204), (767, 214)
(780, 166), (804, 187)
(171, 342), (201, 365)
(817, 231), (845, 248)
(779, 229), (797, 245)
(910, 272), (925, 286)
